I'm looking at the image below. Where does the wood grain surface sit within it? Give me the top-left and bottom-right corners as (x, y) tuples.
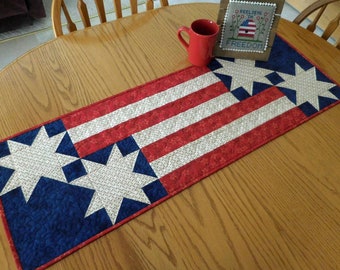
(0, 3), (339, 270)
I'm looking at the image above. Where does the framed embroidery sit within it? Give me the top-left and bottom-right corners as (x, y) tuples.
(214, 0), (284, 61)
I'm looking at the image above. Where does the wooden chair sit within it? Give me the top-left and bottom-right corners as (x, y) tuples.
(51, 0), (169, 37)
(293, 0), (340, 49)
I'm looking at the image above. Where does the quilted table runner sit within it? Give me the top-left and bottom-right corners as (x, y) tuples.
(1, 36), (339, 270)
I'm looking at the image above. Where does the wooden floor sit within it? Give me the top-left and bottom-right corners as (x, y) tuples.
(286, 0), (340, 41)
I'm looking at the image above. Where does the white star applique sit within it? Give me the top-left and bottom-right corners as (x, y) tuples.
(277, 64), (337, 109)
(0, 127), (78, 202)
(214, 58), (272, 94)
(71, 145), (157, 224)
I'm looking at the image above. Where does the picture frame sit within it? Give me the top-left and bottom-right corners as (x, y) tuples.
(214, 0), (284, 61)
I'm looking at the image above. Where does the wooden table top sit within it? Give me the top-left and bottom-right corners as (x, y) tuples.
(0, 3), (339, 269)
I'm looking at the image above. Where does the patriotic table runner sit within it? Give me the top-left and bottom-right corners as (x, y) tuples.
(1, 36), (339, 270)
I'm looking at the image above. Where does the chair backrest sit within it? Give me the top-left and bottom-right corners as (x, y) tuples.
(293, 0), (340, 49)
(52, 0), (169, 37)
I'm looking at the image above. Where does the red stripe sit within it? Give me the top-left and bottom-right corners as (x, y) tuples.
(62, 66), (210, 129)
(74, 81), (229, 158)
(143, 86), (284, 162)
(238, 33), (255, 38)
(160, 107), (307, 194)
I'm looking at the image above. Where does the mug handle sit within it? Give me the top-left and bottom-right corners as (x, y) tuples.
(177, 26), (190, 49)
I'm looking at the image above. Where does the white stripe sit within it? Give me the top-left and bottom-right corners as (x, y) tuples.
(240, 25), (256, 29)
(134, 92), (239, 148)
(67, 72), (220, 143)
(150, 97), (295, 178)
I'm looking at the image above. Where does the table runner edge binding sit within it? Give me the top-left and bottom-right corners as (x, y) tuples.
(0, 199), (22, 270)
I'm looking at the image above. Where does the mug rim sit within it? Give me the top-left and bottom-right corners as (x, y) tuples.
(191, 19), (219, 37)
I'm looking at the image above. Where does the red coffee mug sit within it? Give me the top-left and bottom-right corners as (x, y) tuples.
(177, 19), (219, 67)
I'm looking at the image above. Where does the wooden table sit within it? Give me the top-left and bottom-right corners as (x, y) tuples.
(1, 3), (339, 269)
